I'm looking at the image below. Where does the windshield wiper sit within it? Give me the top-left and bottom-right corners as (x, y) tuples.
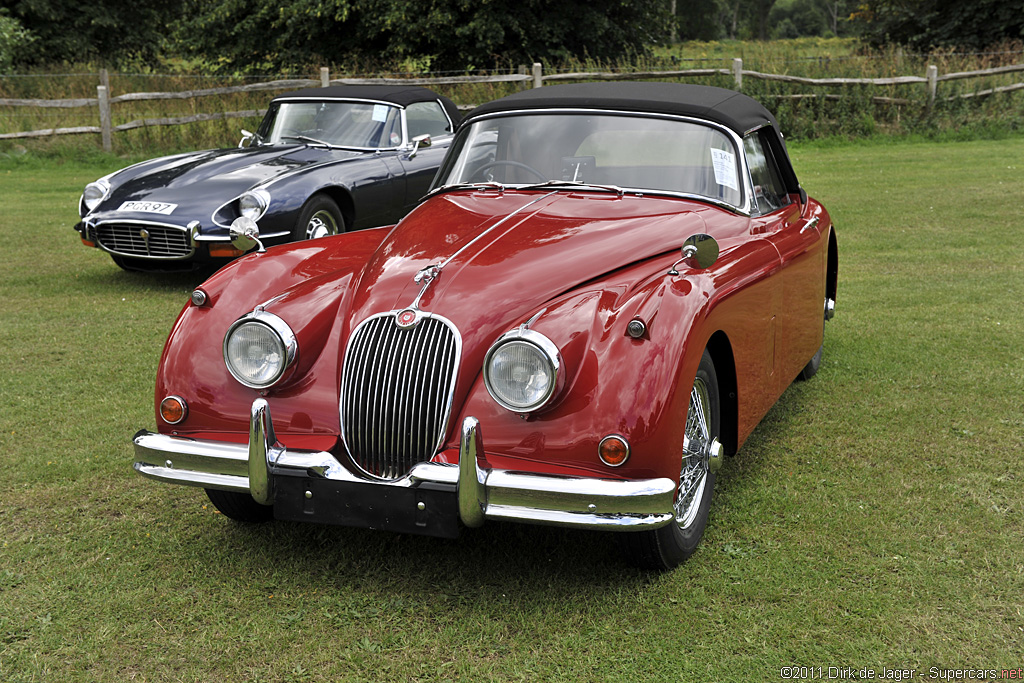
(516, 180), (626, 195)
(281, 134), (337, 148)
(424, 181), (507, 198)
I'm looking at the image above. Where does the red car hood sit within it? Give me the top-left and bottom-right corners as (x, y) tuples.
(339, 189), (708, 351)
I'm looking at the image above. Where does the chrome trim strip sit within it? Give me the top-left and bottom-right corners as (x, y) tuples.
(133, 406), (676, 531)
(212, 188), (271, 230)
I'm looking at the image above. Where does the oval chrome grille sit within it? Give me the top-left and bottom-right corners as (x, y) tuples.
(340, 312), (461, 480)
(95, 223), (192, 258)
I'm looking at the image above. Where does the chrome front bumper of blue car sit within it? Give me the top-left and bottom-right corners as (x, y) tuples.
(133, 399), (677, 537)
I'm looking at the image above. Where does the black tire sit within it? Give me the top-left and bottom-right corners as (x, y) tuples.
(290, 195), (343, 242)
(798, 344), (822, 380)
(204, 488), (273, 523)
(622, 349), (720, 570)
(798, 319), (825, 381)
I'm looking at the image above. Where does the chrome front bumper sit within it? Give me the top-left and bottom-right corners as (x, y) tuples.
(133, 399), (676, 534)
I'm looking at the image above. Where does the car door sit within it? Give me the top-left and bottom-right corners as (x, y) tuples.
(398, 101), (459, 213)
(744, 130), (825, 389)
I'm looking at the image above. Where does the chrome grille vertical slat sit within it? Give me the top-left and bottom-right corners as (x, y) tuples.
(94, 222), (192, 259)
(390, 324), (418, 477)
(340, 312), (461, 480)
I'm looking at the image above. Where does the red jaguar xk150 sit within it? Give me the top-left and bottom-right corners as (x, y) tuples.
(133, 83), (837, 569)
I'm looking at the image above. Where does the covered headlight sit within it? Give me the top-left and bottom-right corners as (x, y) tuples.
(483, 329), (562, 413)
(237, 190), (270, 221)
(223, 310), (297, 389)
(81, 180), (110, 214)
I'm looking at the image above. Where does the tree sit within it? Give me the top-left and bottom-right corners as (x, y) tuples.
(1, 0), (184, 66)
(0, 9), (34, 70)
(176, 0), (674, 73)
(768, 0), (828, 38)
(855, 0), (1024, 49)
(675, 0), (724, 41)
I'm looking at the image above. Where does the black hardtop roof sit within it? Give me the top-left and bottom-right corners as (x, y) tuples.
(463, 82), (778, 137)
(271, 85), (462, 123)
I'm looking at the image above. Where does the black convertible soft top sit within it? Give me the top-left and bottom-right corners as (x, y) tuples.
(463, 82), (801, 195)
(272, 85), (461, 125)
(464, 82), (776, 137)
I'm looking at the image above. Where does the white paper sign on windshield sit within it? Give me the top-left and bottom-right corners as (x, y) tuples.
(372, 105), (389, 122)
(710, 148), (739, 191)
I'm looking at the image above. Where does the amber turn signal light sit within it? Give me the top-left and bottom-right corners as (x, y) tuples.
(598, 435), (630, 467)
(208, 244), (245, 258)
(160, 396), (188, 425)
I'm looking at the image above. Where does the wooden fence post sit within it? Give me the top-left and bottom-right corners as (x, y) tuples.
(926, 65), (938, 111)
(100, 68), (110, 92)
(532, 63), (543, 89)
(320, 67), (330, 87)
(733, 58), (743, 90)
(518, 64), (528, 91)
(97, 85), (112, 152)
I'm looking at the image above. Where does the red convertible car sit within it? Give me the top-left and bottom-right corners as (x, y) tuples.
(133, 82), (837, 569)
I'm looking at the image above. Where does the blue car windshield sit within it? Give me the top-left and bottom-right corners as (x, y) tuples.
(262, 101), (403, 149)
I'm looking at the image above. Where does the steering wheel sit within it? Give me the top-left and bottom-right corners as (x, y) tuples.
(474, 160), (546, 182)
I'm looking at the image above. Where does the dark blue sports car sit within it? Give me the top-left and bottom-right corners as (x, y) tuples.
(75, 85), (461, 271)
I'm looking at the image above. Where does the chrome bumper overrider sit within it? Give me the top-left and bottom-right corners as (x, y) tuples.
(133, 399), (676, 532)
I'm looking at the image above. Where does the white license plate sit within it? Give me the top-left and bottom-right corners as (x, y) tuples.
(118, 201), (178, 215)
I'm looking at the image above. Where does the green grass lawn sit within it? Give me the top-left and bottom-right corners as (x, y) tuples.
(1, 138), (1022, 681)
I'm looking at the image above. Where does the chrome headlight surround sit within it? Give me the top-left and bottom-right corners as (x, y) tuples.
(237, 189), (271, 221)
(483, 328), (563, 414)
(81, 179), (111, 215)
(222, 310), (298, 389)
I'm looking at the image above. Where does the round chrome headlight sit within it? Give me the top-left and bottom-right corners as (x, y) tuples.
(81, 180), (110, 213)
(237, 190), (270, 221)
(223, 311), (297, 389)
(483, 329), (562, 413)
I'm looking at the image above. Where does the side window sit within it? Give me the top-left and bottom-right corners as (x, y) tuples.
(406, 101), (453, 139)
(743, 132), (791, 215)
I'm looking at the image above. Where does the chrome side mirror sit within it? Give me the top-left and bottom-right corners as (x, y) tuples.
(669, 234), (719, 274)
(230, 216), (265, 253)
(407, 134), (432, 159)
(238, 130), (255, 148)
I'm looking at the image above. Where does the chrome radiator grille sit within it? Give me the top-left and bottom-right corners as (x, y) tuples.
(95, 223), (192, 258)
(340, 312), (461, 480)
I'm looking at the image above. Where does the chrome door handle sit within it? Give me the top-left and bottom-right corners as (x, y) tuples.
(800, 217), (820, 234)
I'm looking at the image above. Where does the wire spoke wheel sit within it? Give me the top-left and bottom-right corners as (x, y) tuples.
(676, 378), (711, 530)
(304, 209), (339, 239)
(621, 348), (721, 570)
(291, 195), (344, 243)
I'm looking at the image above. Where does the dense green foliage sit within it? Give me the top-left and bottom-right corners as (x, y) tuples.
(676, 0), (859, 41)
(854, 0), (1024, 50)
(0, 0), (183, 66)
(175, 0), (672, 72)
(0, 9), (33, 70)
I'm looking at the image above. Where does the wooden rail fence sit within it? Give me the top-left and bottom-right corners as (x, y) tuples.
(2, 61), (1023, 150)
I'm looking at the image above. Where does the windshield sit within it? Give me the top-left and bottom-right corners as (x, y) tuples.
(259, 100), (403, 149)
(435, 113), (743, 207)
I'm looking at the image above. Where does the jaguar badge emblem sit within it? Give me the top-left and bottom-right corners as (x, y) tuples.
(396, 308), (420, 329)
